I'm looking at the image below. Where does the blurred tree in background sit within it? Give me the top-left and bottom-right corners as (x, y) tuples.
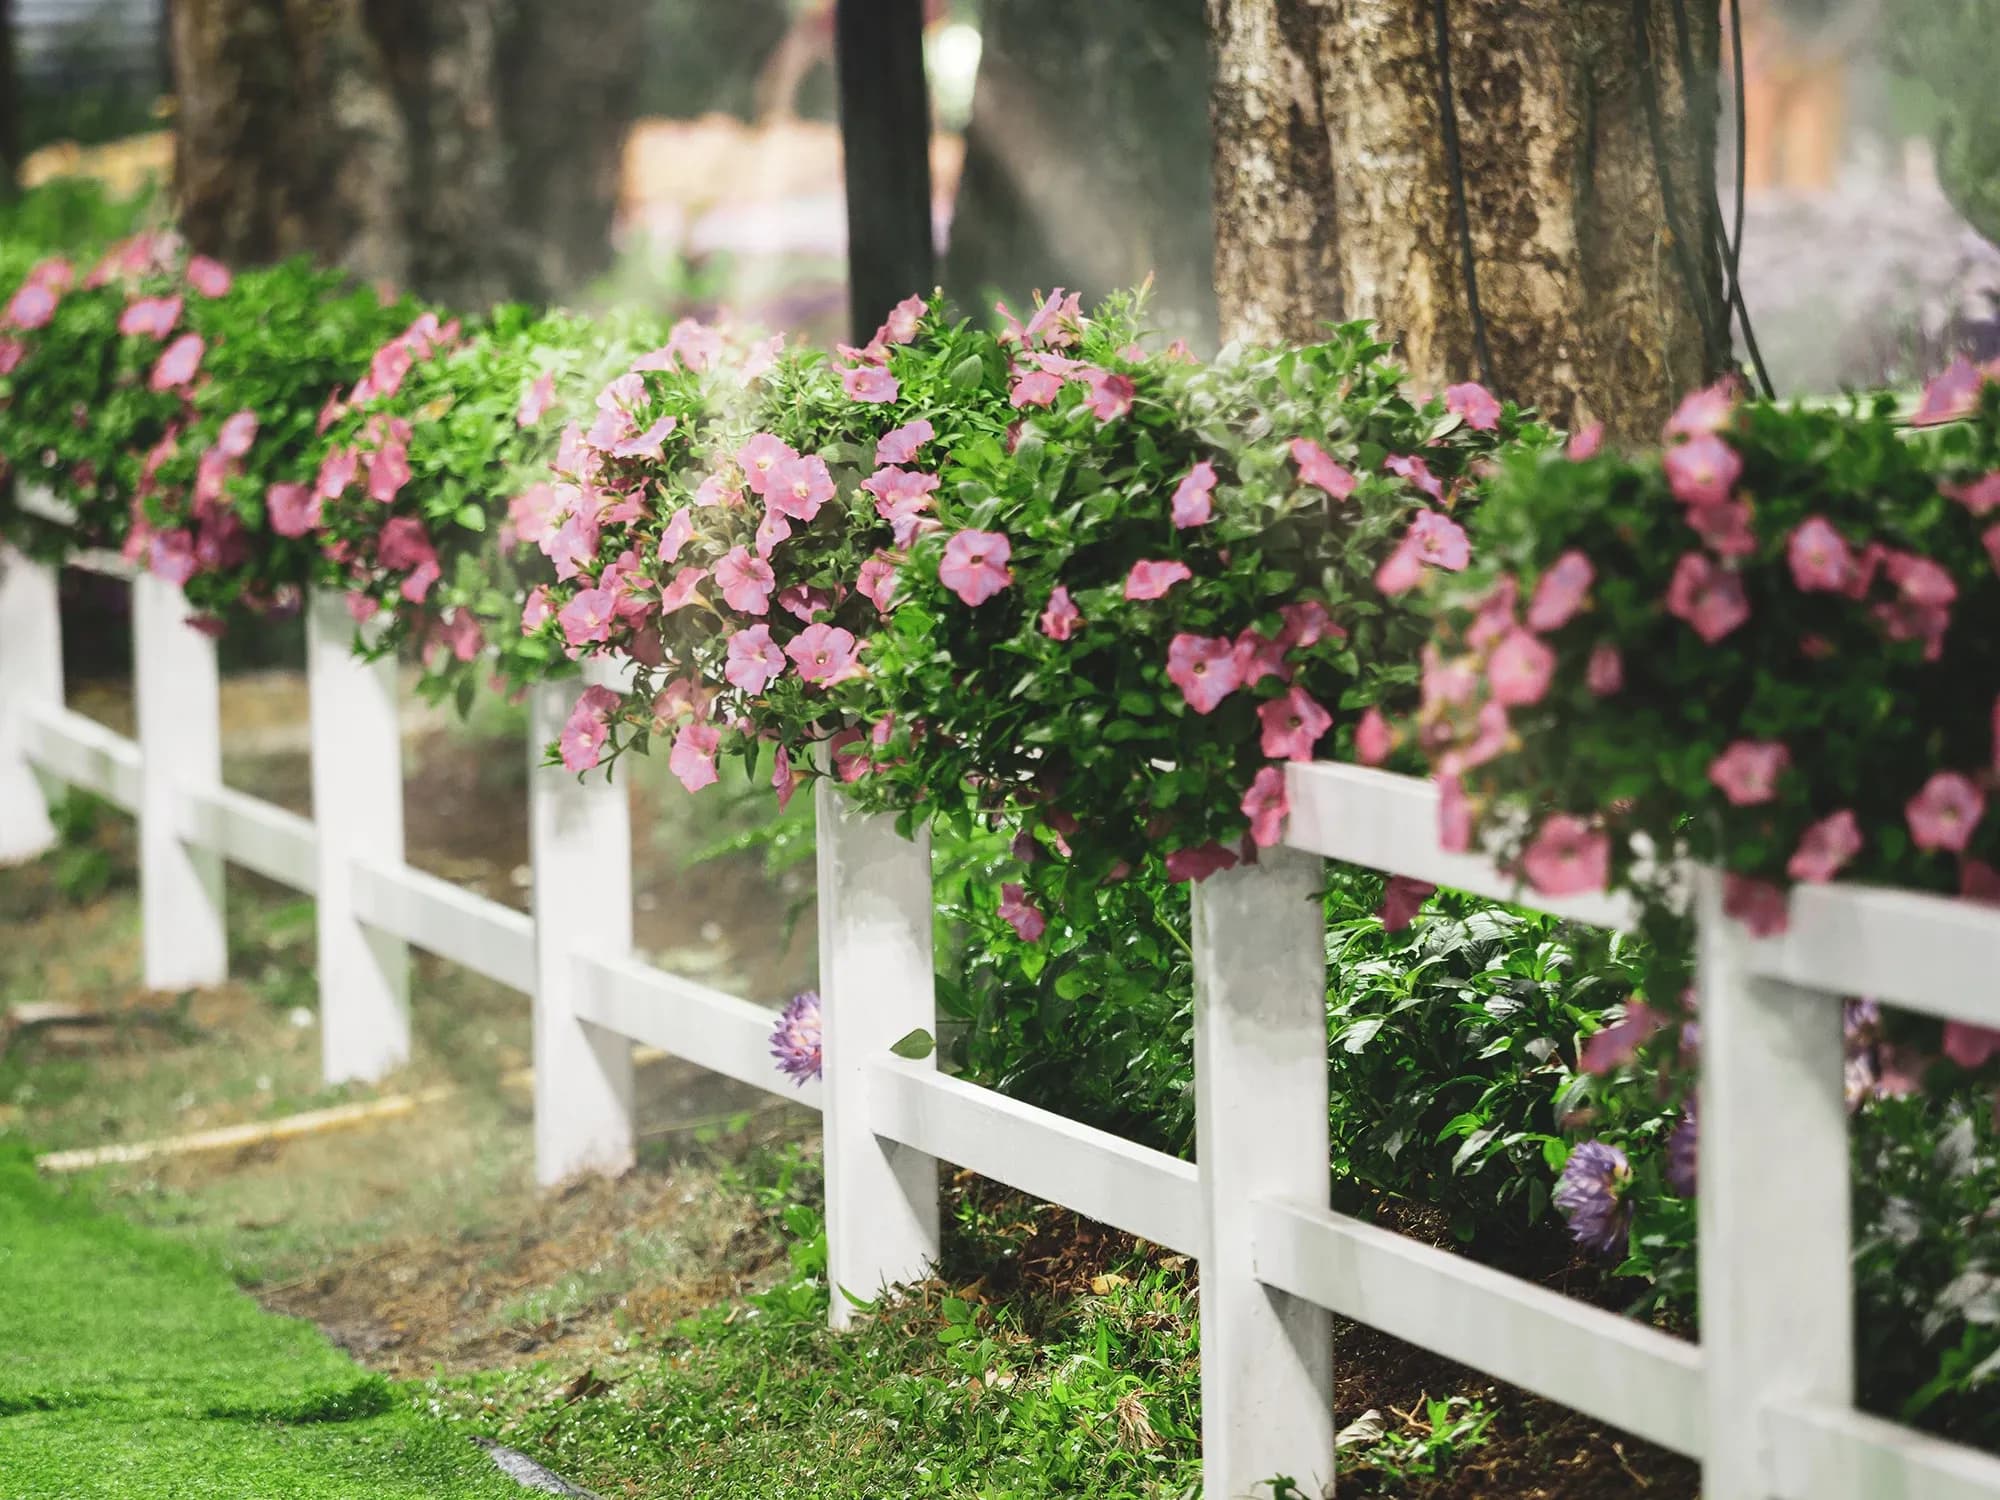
(1209, 0), (1730, 440)
(942, 0), (1217, 346)
(1891, 0), (2000, 249)
(171, 0), (641, 308)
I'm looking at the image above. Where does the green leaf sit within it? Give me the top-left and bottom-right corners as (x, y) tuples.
(889, 1027), (936, 1060)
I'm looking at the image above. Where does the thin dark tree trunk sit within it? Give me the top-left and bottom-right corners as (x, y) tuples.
(834, 0), (934, 341)
(1209, 0), (1728, 439)
(944, 0), (1217, 346)
(1, 0), (21, 200)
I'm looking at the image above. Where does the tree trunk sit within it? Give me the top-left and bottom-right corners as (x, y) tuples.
(944, 0), (1218, 347)
(1, 0), (20, 199)
(171, 0), (638, 308)
(1209, 0), (1727, 439)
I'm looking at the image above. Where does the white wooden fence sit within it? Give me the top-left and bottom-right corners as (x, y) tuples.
(6, 540), (2000, 1500)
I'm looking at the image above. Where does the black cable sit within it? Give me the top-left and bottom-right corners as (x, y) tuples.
(1631, 0), (1731, 379)
(1666, 0), (1776, 397)
(1723, 0), (1776, 396)
(1430, 0), (1497, 389)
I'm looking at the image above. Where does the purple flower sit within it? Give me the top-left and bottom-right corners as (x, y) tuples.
(770, 990), (822, 1086)
(1666, 1104), (1698, 1198)
(1554, 1140), (1631, 1257)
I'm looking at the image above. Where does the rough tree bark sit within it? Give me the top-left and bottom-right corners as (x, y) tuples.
(944, 0), (1218, 346)
(1209, 0), (1728, 438)
(171, 0), (638, 308)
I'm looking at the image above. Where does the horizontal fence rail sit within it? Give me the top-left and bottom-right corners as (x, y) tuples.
(8, 541), (2000, 1500)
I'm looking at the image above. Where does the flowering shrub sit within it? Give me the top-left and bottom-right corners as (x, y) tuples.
(535, 290), (1546, 919)
(313, 306), (655, 707)
(1421, 370), (2000, 954)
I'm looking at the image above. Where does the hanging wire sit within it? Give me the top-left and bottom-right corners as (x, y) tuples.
(1633, 0), (1732, 378)
(1430, 0), (1497, 389)
(1665, 0), (1776, 397)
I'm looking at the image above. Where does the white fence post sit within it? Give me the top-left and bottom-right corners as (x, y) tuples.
(1192, 845), (1337, 1500)
(307, 589), (410, 1083)
(528, 675), (635, 1184)
(132, 571), (227, 990)
(0, 546), (63, 862)
(1697, 869), (1852, 1499)
(815, 780), (939, 1330)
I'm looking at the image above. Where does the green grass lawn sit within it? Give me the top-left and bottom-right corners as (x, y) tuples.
(0, 1148), (524, 1500)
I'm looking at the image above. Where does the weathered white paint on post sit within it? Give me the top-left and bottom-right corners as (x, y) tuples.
(0, 546), (63, 862)
(1192, 845), (1337, 1500)
(132, 572), (227, 990)
(1697, 869), (1852, 1500)
(528, 675), (635, 1185)
(307, 590), (410, 1083)
(815, 780), (939, 1329)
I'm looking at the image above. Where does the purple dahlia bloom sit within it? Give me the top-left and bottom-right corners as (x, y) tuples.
(1554, 1139), (1632, 1258)
(771, 989), (823, 1086)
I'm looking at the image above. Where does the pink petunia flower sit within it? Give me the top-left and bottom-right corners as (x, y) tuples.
(611, 414), (678, 461)
(1164, 841), (1239, 883)
(1385, 453), (1444, 501)
(725, 624), (786, 693)
(1379, 875), (1437, 932)
(1521, 814), (1611, 898)
(1586, 643), (1624, 696)
(771, 745), (797, 811)
(1437, 774), (1472, 852)
(1526, 550), (1593, 632)
(1259, 686), (1332, 761)
(376, 514), (434, 572)
(1787, 516), (1856, 593)
(1355, 707), (1395, 766)
(1687, 496), (1756, 558)
(1910, 356), (1986, 427)
(118, 294), (182, 338)
(1886, 551), (1957, 609)
(1488, 628), (1556, 706)
(875, 418), (934, 466)
(1446, 382), (1502, 431)
(669, 720), (722, 792)
(1664, 381), (1737, 439)
(1580, 1000), (1668, 1075)
(1908, 771), (1985, 853)
(1943, 1023), (2000, 1070)
(1407, 509), (1471, 571)
(365, 442), (412, 503)
(1566, 423), (1605, 460)
(1374, 538), (1427, 597)
(557, 587), (617, 648)
(785, 623), (863, 685)
(517, 373), (556, 428)
(1010, 369), (1062, 408)
(754, 510), (793, 560)
(1243, 766), (1290, 847)
(149, 332), (205, 392)
(1665, 552), (1750, 643)
(764, 454), (835, 522)
(940, 530), (1014, 606)
(186, 255), (233, 297)
(1788, 810), (1862, 883)
(843, 365), (899, 404)
(857, 554), (900, 614)
(1289, 437), (1355, 499)
(714, 546), (776, 614)
(560, 685), (621, 773)
(861, 467), (940, 544)
(1172, 460), (1217, 528)
(1040, 585), (1081, 640)
(1165, 633), (1241, 714)
(521, 585), (554, 633)
(1945, 472), (2000, 517)
(4, 281), (57, 330)
(215, 409), (259, 459)
(659, 566), (708, 615)
(0, 337), (23, 376)
(1708, 740), (1790, 806)
(1663, 432), (1742, 506)
(1083, 369), (1136, 421)
(1125, 558), (1192, 601)
(1277, 601), (1337, 651)
(881, 294), (927, 345)
(737, 434), (798, 495)
(266, 482), (320, 538)
(998, 883), (1048, 942)
(1233, 629), (1287, 687)
(1723, 874), (1790, 937)
(656, 508), (695, 564)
